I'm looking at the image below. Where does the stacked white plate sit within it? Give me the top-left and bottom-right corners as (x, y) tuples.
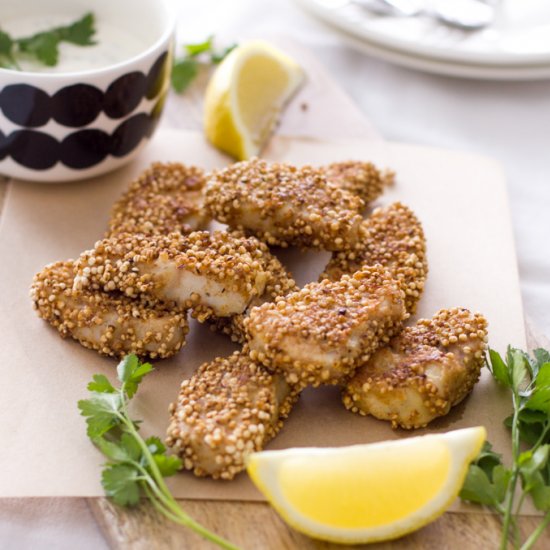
(295, 0), (550, 80)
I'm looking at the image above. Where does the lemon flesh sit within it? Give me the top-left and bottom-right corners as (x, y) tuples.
(247, 426), (485, 544)
(204, 41), (304, 160)
(279, 440), (449, 528)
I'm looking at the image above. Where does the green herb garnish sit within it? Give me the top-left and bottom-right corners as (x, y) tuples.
(171, 35), (237, 93)
(460, 347), (550, 549)
(78, 355), (239, 550)
(0, 12), (96, 70)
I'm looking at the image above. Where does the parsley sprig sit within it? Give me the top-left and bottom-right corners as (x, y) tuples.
(171, 36), (237, 93)
(78, 355), (239, 550)
(460, 347), (550, 550)
(0, 13), (96, 70)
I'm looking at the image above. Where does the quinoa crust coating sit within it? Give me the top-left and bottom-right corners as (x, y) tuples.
(343, 308), (488, 429)
(321, 202), (427, 314)
(245, 265), (408, 389)
(166, 350), (299, 480)
(324, 160), (394, 205)
(107, 162), (209, 238)
(31, 260), (188, 359)
(207, 232), (298, 343)
(204, 158), (365, 251)
(73, 231), (270, 321)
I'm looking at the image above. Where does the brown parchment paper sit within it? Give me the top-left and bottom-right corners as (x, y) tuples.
(0, 129), (525, 504)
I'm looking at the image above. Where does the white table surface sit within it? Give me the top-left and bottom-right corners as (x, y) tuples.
(2, 0), (549, 547)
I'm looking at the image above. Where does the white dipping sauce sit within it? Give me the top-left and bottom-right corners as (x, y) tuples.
(2, 14), (147, 73)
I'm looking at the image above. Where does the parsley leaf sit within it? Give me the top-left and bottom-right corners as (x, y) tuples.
(0, 12), (96, 70)
(94, 435), (135, 463)
(474, 440), (503, 473)
(530, 472), (550, 511)
(526, 364), (550, 413)
(102, 464), (141, 507)
(460, 441), (509, 508)
(211, 44), (237, 64)
(489, 348), (511, 387)
(461, 346), (550, 548)
(460, 464), (501, 506)
(533, 349), (550, 373)
(171, 36), (237, 93)
(0, 30), (13, 56)
(117, 354), (153, 398)
(510, 347), (529, 393)
(185, 36), (213, 57)
(78, 392), (122, 438)
(505, 409), (548, 446)
(153, 454), (183, 477)
(0, 30), (16, 69)
(80, 356), (239, 549)
(17, 32), (60, 66)
(116, 354), (139, 383)
(145, 435), (181, 475)
(146, 435), (167, 455)
(171, 59), (199, 93)
(87, 374), (116, 394)
(56, 12), (96, 46)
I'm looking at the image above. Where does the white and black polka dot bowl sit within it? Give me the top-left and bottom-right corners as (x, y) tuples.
(0, 0), (174, 182)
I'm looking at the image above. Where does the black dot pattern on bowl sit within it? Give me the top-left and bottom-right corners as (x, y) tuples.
(0, 130), (7, 161)
(60, 129), (111, 169)
(103, 72), (147, 119)
(0, 84), (51, 127)
(145, 51), (170, 100)
(9, 130), (60, 170)
(0, 104), (165, 171)
(148, 91), (167, 138)
(0, 51), (169, 128)
(111, 113), (150, 157)
(52, 84), (104, 127)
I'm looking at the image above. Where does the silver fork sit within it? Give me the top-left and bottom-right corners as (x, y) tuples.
(353, 0), (500, 30)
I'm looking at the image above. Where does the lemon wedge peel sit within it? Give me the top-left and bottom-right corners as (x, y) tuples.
(246, 426), (486, 544)
(204, 40), (304, 160)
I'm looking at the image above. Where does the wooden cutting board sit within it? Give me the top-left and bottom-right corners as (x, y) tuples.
(1, 171), (548, 550)
(2, 40), (549, 549)
(84, 310), (548, 550)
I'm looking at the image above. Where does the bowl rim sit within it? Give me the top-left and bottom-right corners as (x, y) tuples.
(0, 0), (175, 81)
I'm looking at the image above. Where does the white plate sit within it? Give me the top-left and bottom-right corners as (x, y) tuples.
(296, 0), (550, 74)
(337, 25), (550, 80)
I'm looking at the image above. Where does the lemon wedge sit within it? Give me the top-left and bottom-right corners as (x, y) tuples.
(246, 426), (485, 544)
(204, 40), (304, 160)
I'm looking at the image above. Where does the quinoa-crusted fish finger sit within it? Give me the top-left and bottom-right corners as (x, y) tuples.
(323, 161), (394, 205)
(166, 350), (299, 480)
(342, 308), (488, 429)
(245, 265), (407, 388)
(73, 231), (269, 321)
(321, 202), (427, 314)
(31, 260), (188, 359)
(207, 233), (298, 343)
(107, 162), (209, 238)
(204, 158), (364, 251)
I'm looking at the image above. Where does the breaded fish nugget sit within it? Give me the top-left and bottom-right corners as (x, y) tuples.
(31, 260), (188, 359)
(245, 265), (407, 388)
(73, 231), (269, 321)
(204, 158), (364, 251)
(324, 160), (394, 205)
(321, 202), (427, 314)
(107, 162), (208, 237)
(166, 350), (299, 480)
(343, 308), (488, 429)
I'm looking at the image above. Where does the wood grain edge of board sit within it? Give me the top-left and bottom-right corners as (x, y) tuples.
(88, 320), (550, 550)
(88, 498), (550, 550)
